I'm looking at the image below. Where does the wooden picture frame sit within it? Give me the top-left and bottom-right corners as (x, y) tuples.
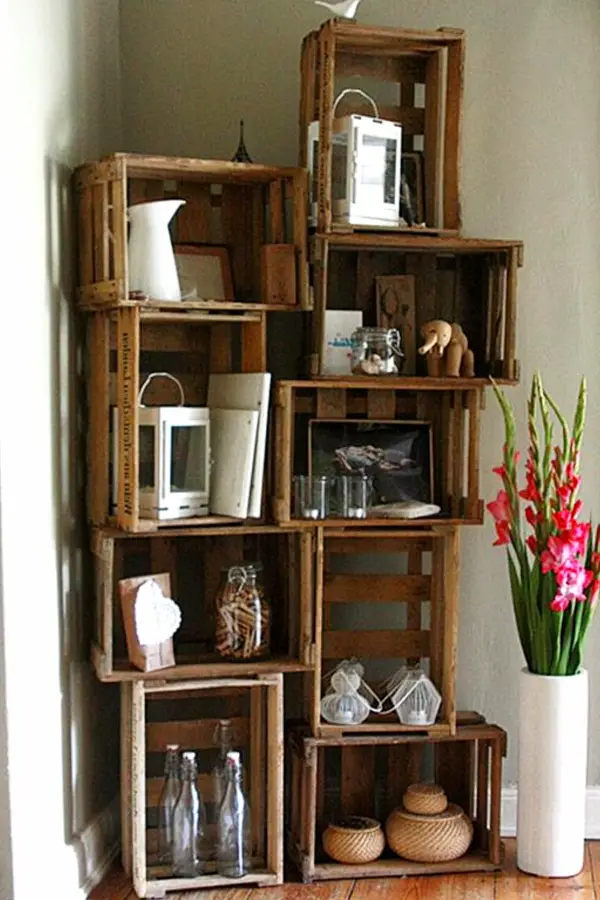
(175, 244), (234, 301)
(402, 151), (425, 225)
(308, 418), (434, 513)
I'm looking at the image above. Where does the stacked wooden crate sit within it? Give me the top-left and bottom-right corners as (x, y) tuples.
(283, 19), (522, 883)
(77, 154), (312, 896)
(78, 20), (522, 897)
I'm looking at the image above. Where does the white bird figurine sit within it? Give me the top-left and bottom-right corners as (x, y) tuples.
(314, 0), (362, 18)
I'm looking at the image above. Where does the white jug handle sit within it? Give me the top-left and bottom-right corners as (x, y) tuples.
(138, 372), (185, 407)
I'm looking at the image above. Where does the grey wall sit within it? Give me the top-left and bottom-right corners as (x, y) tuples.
(118, 0), (600, 785)
(0, 0), (122, 895)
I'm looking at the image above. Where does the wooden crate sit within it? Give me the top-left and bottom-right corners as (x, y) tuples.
(91, 525), (315, 681)
(288, 714), (506, 882)
(310, 233), (523, 382)
(300, 22), (465, 232)
(86, 304), (271, 532)
(273, 380), (485, 526)
(304, 526), (458, 737)
(75, 153), (309, 310)
(121, 675), (284, 897)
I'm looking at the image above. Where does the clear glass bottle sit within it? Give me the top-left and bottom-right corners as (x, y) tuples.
(172, 751), (207, 877)
(212, 719), (233, 811)
(217, 751), (251, 878)
(214, 564), (270, 660)
(158, 744), (180, 866)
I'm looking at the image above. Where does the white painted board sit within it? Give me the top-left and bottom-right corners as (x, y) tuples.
(209, 408), (259, 519)
(208, 373), (271, 518)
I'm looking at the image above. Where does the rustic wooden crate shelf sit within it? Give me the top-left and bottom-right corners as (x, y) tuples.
(91, 525), (315, 682)
(273, 380), (485, 525)
(121, 675), (283, 897)
(288, 714), (506, 883)
(76, 152), (309, 310)
(86, 304), (269, 532)
(300, 21), (464, 232)
(303, 527), (458, 737)
(309, 235), (522, 381)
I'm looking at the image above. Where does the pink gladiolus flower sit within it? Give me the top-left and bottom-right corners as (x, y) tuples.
(526, 535), (538, 554)
(525, 506), (538, 527)
(540, 535), (576, 574)
(550, 594), (571, 613)
(492, 463), (507, 479)
(553, 560), (593, 606)
(487, 490), (511, 524)
(565, 522), (591, 556)
(493, 521), (511, 546)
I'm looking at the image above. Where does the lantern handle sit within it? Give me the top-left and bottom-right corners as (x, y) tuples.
(332, 88), (380, 119)
(138, 372), (185, 407)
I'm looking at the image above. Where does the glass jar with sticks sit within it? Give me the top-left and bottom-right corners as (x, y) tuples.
(214, 563), (271, 660)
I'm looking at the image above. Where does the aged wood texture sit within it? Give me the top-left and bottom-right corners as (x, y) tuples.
(75, 154), (308, 309)
(90, 526), (314, 682)
(288, 720), (506, 883)
(313, 528), (458, 736)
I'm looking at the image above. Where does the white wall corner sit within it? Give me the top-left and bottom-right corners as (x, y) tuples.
(75, 795), (121, 896)
(501, 786), (600, 839)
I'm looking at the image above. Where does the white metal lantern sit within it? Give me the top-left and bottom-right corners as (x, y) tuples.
(112, 372), (210, 520)
(383, 667), (442, 727)
(307, 89), (402, 228)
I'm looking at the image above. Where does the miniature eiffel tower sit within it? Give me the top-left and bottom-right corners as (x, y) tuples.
(231, 119), (253, 163)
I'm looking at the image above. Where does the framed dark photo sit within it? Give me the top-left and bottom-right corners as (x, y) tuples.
(308, 419), (433, 513)
(401, 152), (425, 225)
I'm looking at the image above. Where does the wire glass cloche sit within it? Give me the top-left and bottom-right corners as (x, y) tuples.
(383, 666), (442, 726)
(320, 659), (379, 725)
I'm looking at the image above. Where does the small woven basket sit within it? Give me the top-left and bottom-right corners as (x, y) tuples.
(386, 803), (473, 863)
(323, 816), (385, 864)
(403, 783), (448, 816)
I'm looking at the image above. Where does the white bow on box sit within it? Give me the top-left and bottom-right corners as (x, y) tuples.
(135, 579), (182, 647)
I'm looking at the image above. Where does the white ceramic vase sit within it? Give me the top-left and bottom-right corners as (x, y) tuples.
(517, 667), (588, 877)
(127, 199), (185, 301)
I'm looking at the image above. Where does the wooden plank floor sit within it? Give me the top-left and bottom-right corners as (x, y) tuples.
(90, 841), (600, 899)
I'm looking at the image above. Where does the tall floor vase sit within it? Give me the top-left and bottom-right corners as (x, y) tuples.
(517, 667), (588, 877)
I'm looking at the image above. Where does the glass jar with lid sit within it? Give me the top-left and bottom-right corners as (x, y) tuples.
(214, 563), (270, 660)
(351, 327), (404, 375)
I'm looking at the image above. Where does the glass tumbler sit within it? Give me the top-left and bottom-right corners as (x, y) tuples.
(294, 475), (330, 519)
(338, 474), (371, 519)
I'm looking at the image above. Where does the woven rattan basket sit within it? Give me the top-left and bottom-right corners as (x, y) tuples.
(403, 783), (448, 816)
(385, 803), (473, 863)
(323, 816), (385, 864)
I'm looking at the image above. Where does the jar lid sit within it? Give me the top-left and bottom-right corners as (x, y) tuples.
(221, 561), (263, 576)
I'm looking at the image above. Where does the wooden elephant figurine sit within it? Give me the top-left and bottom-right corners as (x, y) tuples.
(418, 319), (475, 378)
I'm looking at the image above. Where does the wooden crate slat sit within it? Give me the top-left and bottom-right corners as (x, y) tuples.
(340, 745), (375, 817)
(176, 181), (213, 243)
(443, 36), (465, 231)
(145, 716), (249, 752)
(323, 573), (430, 603)
(322, 628), (430, 661)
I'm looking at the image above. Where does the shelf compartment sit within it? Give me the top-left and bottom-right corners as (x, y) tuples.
(304, 527), (458, 737)
(86, 305), (269, 532)
(310, 234), (522, 381)
(288, 715), (506, 882)
(121, 675), (283, 896)
(300, 21), (464, 232)
(273, 380), (485, 526)
(75, 152), (309, 310)
(91, 525), (315, 681)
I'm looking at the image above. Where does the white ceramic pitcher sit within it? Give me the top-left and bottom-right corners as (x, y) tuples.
(127, 199), (185, 301)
